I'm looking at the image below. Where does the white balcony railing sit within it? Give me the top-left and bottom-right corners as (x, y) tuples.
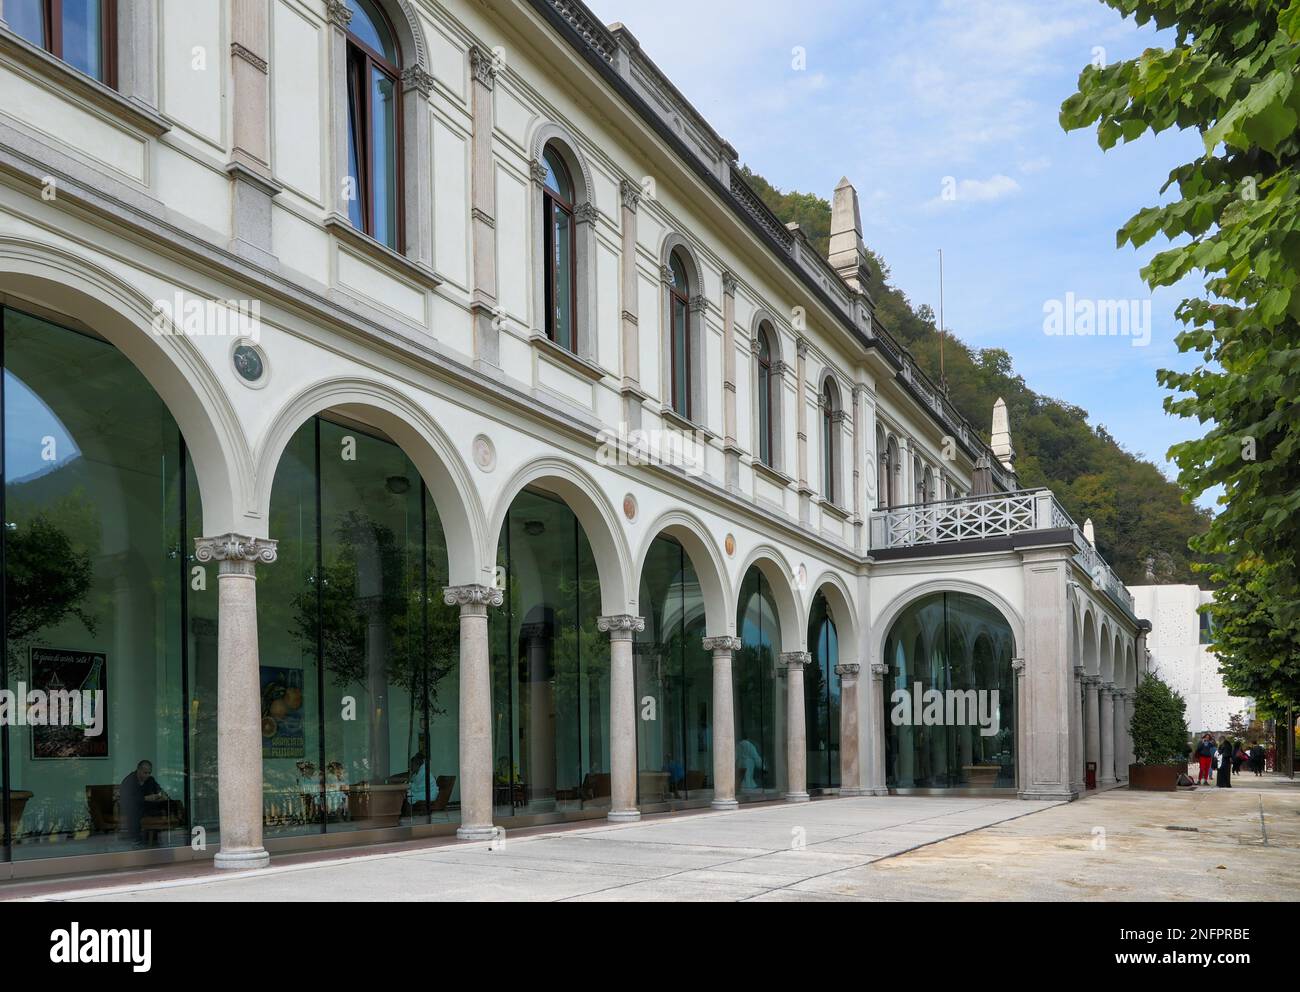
(870, 489), (1136, 615)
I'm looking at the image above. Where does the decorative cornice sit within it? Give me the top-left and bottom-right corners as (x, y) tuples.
(471, 206), (495, 229)
(230, 43), (268, 74)
(195, 535), (278, 574)
(470, 46), (499, 89)
(619, 178), (642, 212)
(598, 615), (646, 639)
(835, 663), (861, 679)
(443, 584), (504, 609)
(721, 271), (738, 297)
(780, 651), (812, 669)
(689, 294), (708, 315)
(870, 663), (888, 681)
(401, 65), (435, 96)
(796, 336), (809, 359)
(702, 636), (742, 653)
(324, 0), (352, 28)
(574, 201), (598, 225)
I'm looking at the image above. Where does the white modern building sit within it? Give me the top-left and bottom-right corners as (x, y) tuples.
(0, 0), (1147, 880)
(1131, 585), (1251, 734)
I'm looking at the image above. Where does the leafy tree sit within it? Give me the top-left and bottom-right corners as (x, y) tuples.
(1130, 673), (1192, 764)
(740, 168), (1210, 584)
(1061, 0), (1300, 710)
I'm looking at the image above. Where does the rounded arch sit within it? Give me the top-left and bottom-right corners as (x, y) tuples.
(489, 456), (633, 616)
(529, 122), (595, 209)
(872, 578), (1024, 668)
(1099, 621), (1114, 683)
(806, 570), (859, 657)
(1081, 607), (1099, 676)
(0, 237), (252, 536)
(254, 377), (486, 586)
(734, 545), (803, 652)
(1112, 630), (1125, 687)
(1125, 642), (1137, 689)
(634, 509), (732, 637)
(750, 308), (783, 356)
(660, 232), (703, 291)
(363, 0), (429, 71)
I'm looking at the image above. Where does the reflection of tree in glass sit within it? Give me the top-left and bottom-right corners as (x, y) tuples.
(290, 510), (457, 710)
(4, 509), (97, 678)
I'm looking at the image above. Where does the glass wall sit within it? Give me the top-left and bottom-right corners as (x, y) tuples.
(260, 417), (459, 838)
(734, 566), (784, 801)
(806, 594), (841, 792)
(882, 592), (1016, 790)
(635, 535), (712, 807)
(1, 307), (197, 862)
(490, 489), (609, 819)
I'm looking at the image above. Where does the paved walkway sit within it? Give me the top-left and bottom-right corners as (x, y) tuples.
(9, 776), (1299, 902)
(13, 796), (1055, 903)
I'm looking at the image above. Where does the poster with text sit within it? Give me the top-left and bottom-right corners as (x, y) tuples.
(260, 666), (306, 759)
(30, 647), (108, 760)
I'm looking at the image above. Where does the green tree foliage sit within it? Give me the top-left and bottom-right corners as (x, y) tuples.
(1130, 672), (1191, 764)
(1061, 0), (1300, 710)
(740, 169), (1210, 584)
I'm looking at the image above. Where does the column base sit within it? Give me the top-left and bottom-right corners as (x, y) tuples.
(871, 788), (890, 796)
(457, 824), (498, 841)
(783, 792), (811, 804)
(839, 788), (869, 798)
(1098, 777), (1118, 787)
(214, 847), (270, 871)
(710, 798), (739, 811)
(607, 809), (641, 824)
(1018, 788), (1079, 802)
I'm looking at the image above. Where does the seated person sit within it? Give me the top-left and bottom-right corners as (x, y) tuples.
(406, 752), (432, 806)
(119, 760), (169, 845)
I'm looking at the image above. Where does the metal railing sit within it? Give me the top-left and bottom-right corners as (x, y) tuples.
(869, 489), (1136, 615)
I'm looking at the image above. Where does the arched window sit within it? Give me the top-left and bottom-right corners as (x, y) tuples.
(542, 144), (577, 352)
(344, 0), (402, 250)
(876, 426), (888, 510)
(885, 435), (900, 508)
(923, 465), (935, 505)
(8, 0), (116, 84)
(756, 323), (774, 467)
(821, 378), (840, 504)
(668, 250), (692, 419)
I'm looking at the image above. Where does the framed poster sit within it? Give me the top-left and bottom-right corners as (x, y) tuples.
(30, 647), (108, 760)
(260, 666), (306, 759)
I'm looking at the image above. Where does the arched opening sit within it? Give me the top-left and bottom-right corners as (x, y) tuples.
(755, 322), (775, 468)
(489, 487), (612, 819)
(1, 305), (207, 862)
(806, 592), (841, 792)
(734, 563), (790, 801)
(635, 534), (712, 809)
(885, 435), (900, 508)
(259, 414), (461, 841)
(667, 248), (694, 420)
(343, 0), (404, 250)
(820, 376), (841, 505)
(882, 591), (1017, 791)
(541, 143), (578, 353)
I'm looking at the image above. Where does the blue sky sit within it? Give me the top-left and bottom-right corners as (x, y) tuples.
(584, 0), (1214, 509)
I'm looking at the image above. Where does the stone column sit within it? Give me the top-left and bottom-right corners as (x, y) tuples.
(704, 637), (741, 810)
(600, 615), (645, 822)
(795, 337), (811, 523)
(1114, 689), (1130, 782)
(1099, 683), (1116, 787)
(1017, 546), (1077, 801)
(836, 664), (864, 796)
(1070, 666), (1085, 793)
(195, 535), (278, 870)
(618, 179), (644, 427)
(444, 584), (503, 840)
(782, 652), (811, 803)
(469, 46), (501, 367)
(1083, 675), (1100, 786)
(870, 663), (889, 794)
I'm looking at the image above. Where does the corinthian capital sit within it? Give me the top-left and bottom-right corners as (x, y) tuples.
(443, 584), (504, 609)
(598, 615), (646, 639)
(702, 636), (742, 653)
(324, 0), (352, 28)
(780, 651), (811, 669)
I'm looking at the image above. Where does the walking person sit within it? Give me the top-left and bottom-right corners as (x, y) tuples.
(1194, 733), (1216, 785)
(1215, 736), (1233, 788)
(1248, 742), (1266, 777)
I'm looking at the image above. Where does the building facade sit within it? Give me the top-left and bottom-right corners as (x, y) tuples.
(1131, 585), (1251, 734)
(0, 0), (1147, 880)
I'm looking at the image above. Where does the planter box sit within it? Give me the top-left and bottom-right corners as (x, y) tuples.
(1128, 763), (1183, 791)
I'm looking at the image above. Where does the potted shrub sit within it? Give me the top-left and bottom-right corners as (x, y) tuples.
(1129, 674), (1191, 791)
